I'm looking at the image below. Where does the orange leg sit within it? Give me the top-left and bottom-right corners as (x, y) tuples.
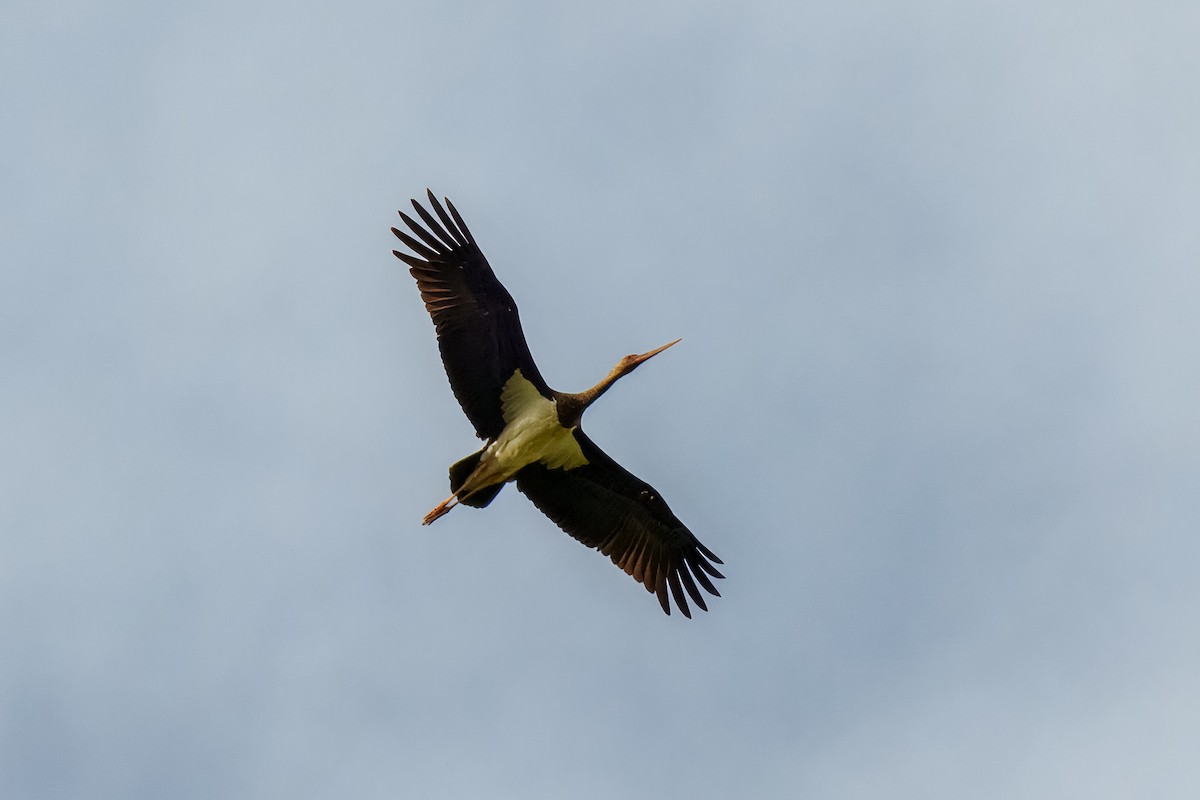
(422, 495), (458, 526)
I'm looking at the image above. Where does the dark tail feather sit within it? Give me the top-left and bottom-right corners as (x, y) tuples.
(460, 482), (503, 508)
(449, 449), (483, 493)
(448, 449), (504, 509)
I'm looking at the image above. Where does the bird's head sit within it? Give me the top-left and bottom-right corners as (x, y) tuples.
(614, 338), (682, 378)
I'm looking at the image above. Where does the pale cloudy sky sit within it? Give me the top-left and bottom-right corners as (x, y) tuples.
(3, 1), (1199, 798)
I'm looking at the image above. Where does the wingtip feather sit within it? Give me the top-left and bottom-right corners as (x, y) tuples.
(667, 571), (692, 618)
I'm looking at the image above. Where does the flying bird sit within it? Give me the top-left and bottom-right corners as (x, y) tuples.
(392, 190), (724, 617)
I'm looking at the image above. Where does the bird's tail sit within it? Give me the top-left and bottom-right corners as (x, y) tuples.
(449, 448), (504, 508)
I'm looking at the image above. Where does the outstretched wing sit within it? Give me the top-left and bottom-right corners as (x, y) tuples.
(392, 190), (550, 440)
(516, 432), (724, 618)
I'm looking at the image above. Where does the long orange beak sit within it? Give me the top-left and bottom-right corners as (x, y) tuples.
(631, 337), (682, 365)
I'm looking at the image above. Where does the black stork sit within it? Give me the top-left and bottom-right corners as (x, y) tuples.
(391, 190), (724, 618)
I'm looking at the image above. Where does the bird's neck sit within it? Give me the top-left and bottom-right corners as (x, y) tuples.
(555, 364), (629, 428)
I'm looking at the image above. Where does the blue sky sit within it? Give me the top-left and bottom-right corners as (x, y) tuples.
(3, 1), (1199, 797)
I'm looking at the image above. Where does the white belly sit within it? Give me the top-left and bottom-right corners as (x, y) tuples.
(488, 370), (589, 476)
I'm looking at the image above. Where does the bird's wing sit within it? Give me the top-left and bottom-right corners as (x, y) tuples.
(515, 432), (724, 618)
(392, 190), (550, 440)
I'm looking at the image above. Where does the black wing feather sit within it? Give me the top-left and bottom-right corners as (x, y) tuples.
(393, 190), (550, 439)
(515, 432), (724, 618)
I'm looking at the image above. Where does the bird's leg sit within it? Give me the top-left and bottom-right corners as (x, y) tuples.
(422, 495), (459, 525)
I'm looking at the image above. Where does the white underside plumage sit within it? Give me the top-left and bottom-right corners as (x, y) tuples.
(424, 370), (590, 523)
(483, 370), (589, 480)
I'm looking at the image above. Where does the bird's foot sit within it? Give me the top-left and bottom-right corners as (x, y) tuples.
(422, 496), (458, 526)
